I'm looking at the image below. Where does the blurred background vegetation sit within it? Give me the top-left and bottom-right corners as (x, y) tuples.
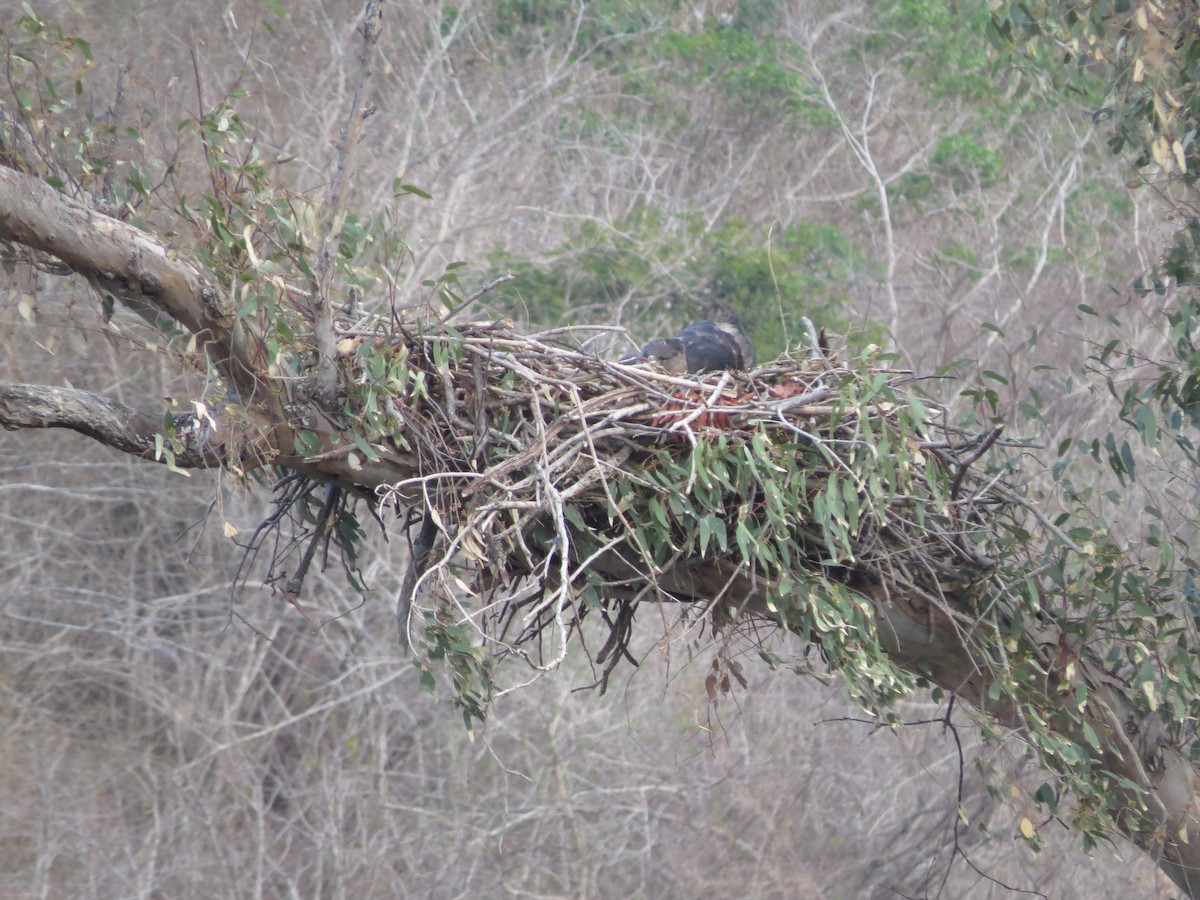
(0, 0), (1182, 895)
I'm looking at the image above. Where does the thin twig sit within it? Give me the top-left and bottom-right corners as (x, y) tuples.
(397, 507), (439, 652)
(437, 273), (517, 325)
(311, 0), (384, 408)
(98, 63), (130, 206)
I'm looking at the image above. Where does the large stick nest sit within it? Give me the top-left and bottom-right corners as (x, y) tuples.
(363, 320), (1014, 698)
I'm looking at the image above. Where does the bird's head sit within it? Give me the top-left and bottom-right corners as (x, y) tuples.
(639, 338), (688, 375)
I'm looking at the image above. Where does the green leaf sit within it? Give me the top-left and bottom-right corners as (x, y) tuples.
(395, 182), (433, 199)
(735, 517), (755, 564)
(698, 513), (713, 556)
(293, 429), (322, 455)
(1135, 403), (1158, 449)
(351, 433), (382, 462)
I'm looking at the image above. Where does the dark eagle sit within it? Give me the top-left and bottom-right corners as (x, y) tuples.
(622, 315), (755, 375)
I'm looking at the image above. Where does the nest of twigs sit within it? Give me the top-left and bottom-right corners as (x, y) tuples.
(368, 320), (1013, 694)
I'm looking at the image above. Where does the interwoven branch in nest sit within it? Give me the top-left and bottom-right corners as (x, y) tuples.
(368, 321), (1016, 687)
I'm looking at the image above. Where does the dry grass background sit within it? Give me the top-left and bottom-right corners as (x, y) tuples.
(0, 0), (1182, 896)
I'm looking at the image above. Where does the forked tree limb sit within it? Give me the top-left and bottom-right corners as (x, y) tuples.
(0, 165), (420, 491)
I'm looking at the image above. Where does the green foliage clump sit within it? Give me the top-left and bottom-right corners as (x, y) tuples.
(870, 0), (1012, 105)
(991, 0), (1199, 177)
(705, 220), (879, 356)
(5, 9), (132, 198)
(488, 215), (873, 361)
(487, 0), (663, 57)
(605, 398), (934, 712)
(931, 132), (1005, 187)
(490, 221), (656, 326)
(654, 25), (824, 124)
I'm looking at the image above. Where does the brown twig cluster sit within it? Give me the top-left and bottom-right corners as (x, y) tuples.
(364, 320), (1015, 684)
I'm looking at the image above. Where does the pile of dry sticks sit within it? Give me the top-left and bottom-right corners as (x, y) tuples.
(366, 320), (1013, 675)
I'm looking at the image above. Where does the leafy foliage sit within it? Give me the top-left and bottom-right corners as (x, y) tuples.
(489, 215), (874, 360)
(655, 24), (822, 123)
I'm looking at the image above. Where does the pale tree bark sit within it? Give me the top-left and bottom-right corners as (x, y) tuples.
(0, 166), (259, 398)
(1, 162), (1199, 896)
(0, 165), (411, 490)
(310, 0), (383, 410)
(0, 383), (231, 468)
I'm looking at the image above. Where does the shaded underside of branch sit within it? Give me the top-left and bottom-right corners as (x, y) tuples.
(0, 381), (238, 469)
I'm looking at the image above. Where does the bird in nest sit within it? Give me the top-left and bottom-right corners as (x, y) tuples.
(621, 313), (755, 375)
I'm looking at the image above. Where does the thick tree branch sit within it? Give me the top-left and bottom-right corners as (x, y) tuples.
(0, 381), (240, 469)
(0, 165), (262, 399)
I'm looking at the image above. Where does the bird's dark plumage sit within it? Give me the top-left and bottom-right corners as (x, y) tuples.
(623, 314), (754, 375)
